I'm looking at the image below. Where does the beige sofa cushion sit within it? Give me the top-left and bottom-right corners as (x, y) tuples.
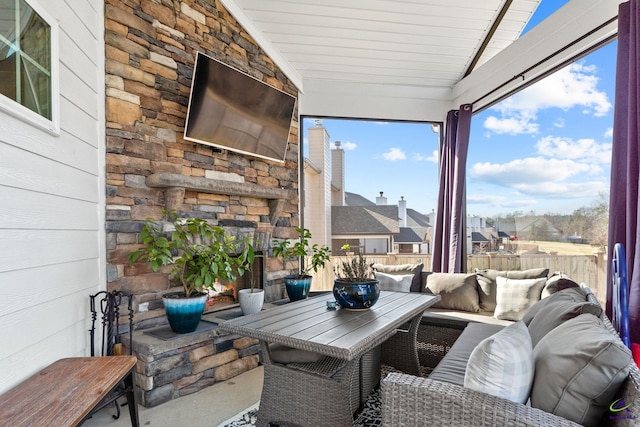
(424, 272), (480, 312)
(475, 268), (549, 312)
(531, 314), (632, 427)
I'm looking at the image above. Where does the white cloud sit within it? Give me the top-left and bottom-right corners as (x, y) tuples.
(413, 150), (438, 163)
(513, 181), (609, 198)
(484, 115), (539, 135)
(470, 156), (608, 199)
(341, 141), (357, 150)
(535, 136), (611, 164)
(382, 147), (406, 161)
(553, 118), (565, 128)
(467, 194), (537, 209)
(484, 62), (611, 135)
(604, 127), (613, 138)
(470, 157), (594, 185)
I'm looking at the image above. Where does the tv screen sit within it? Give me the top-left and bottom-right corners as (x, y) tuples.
(184, 52), (297, 163)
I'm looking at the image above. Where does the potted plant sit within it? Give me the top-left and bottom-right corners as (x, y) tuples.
(272, 227), (331, 301)
(128, 216), (252, 333)
(237, 237), (265, 316)
(333, 249), (380, 310)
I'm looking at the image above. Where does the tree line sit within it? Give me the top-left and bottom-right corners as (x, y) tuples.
(486, 195), (609, 247)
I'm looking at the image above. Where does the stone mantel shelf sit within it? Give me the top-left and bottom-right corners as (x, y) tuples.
(146, 172), (297, 225)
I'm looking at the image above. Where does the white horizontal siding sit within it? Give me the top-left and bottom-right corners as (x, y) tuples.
(0, 0), (104, 393)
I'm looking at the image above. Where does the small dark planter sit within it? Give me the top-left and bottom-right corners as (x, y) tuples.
(333, 279), (380, 310)
(162, 291), (207, 333)
(284, 275), (313, 301)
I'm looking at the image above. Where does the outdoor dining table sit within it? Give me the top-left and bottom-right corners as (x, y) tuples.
(219, 290), (440, 427)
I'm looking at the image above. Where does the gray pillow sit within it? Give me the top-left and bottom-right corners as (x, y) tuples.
(476, 268), (549, 312)
(542, 272), (579, 299)
(531, 314), (632, 426)
(527, 300), (603, 347)
(376, 272), (413, 292)
(269, 343), (323, 364)
(494, 277), (546, 321)
(371, 263), (423, 292)
(521, 286), (587, 325)
(424, 273), (480, 312)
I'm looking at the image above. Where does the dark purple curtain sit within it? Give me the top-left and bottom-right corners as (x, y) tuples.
(607, 0), (640, 343)
(431, 104), (473, 273)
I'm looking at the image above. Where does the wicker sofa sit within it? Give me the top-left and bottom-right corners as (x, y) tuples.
(375, 273), (640, 427)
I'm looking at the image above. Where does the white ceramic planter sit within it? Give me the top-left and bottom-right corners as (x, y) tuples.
(238, 289), (265, 315)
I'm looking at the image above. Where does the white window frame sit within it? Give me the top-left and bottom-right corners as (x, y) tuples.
(0, 0), (60, 135)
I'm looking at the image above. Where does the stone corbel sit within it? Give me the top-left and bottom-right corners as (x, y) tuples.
(146, 172), (297, 225)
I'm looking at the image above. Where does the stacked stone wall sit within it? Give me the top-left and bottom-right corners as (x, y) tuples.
(104, 0), (301, 329)
(131, 329), (261, 407)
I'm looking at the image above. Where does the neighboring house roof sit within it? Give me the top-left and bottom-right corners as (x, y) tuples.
(344, 191), (375, 207)
(395, 227), (428, 243)
(471, 231), (489, 242)
(406, 208), (430, 227)
(332, 205), (400, 234)
(498, 231), (510, 238)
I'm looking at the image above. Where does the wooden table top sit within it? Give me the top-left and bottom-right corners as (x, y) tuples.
(219, 291), (440, 360)
(0, 356), (137, 427)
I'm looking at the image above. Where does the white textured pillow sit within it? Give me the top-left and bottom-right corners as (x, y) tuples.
(375, 272), (414, 292)
(464, 321), (534, 403)
(494, 276), (546, 321)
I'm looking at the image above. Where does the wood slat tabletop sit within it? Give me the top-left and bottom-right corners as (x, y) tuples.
(219, 291), (440, 360)
(0, 356), (137, 427)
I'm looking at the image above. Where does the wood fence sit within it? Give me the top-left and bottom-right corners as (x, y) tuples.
(307, 252), (608, 305)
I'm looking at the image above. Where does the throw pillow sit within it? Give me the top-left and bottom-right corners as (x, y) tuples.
(371, 263), (424, 292)
(464, 321), (534, 403)
(475, 268), (549, 312)
(375, 272), (414, 292)
(527, 300), (603, 347)
(541, 272), (579, 299)
(424, 273), (481, 312)
(494, 276), (546, 321)
(269, 344), (323, 364)
(521, 286), (587, 325)
(531, 314), (632, 427)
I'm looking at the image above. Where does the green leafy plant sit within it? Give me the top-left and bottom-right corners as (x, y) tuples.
(272, 227), (331, 277)
(334, 252), (374, 282)
(128, 217), (253, 297)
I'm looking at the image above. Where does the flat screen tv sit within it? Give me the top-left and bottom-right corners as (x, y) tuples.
(184, 51), (297, 163)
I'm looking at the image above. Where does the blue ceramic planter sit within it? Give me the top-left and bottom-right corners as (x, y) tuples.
(162, 292), (207, 333)
(333, 279), (380, 310)
(284, 275), (313, 301)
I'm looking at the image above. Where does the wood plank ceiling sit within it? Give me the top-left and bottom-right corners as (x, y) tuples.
(219, 0), (618, 121)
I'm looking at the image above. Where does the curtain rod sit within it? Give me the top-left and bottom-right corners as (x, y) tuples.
(471, 15), (619, 111)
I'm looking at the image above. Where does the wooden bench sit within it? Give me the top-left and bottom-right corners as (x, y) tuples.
(0, 356), (139, 427)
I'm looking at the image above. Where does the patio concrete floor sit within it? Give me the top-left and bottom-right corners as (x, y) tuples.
(84, 365), (263, 426)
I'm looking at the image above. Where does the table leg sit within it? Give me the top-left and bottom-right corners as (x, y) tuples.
(256, 347), (361, 427)
(124, 371), (140, 427)
(380, 312), (423, 376)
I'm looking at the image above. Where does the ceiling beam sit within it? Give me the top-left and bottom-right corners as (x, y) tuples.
(463, 0), (514, 78)
(452, 0), (619, 112)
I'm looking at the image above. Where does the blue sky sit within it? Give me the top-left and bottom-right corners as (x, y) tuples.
(302, 1), (615, 218)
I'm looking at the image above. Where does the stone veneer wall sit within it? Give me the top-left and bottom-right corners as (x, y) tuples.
(104, 0), (301, 329)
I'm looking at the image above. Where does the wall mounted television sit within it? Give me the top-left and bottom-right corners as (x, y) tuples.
(184, 51), (297, 163)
